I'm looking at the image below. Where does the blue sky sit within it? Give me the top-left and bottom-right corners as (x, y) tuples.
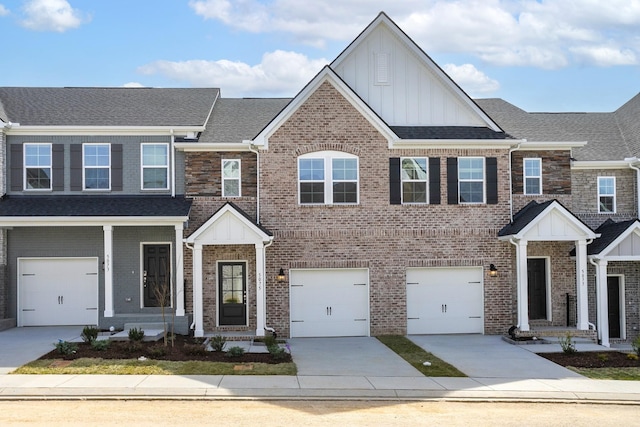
(1, 0), (639, 112)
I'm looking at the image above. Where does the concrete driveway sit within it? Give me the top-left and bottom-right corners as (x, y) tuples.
(409, 334), (583, 379)
(0, 326), (82, 374)
(288, 337), (422, 377)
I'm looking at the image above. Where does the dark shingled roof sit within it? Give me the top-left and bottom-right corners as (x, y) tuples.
(499, 200), (555, 236)
(577, 218), (639, 256)
(391, 126), (509, 140)
(0, 195), (192, 217)
(0, 87), (218, 127)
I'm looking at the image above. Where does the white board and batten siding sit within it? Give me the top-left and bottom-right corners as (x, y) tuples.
(289, 269), (369, 338)
(406, 267), (484, 334)
(18, 257), (99, 326)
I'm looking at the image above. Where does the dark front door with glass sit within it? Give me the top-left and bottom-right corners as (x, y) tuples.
(143, 244), (170, 307)
(219, 262), (247, 325)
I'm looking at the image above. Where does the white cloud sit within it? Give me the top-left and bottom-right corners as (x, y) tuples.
(138, 50), (328, 97)
(21, 0), (88, 32)
(0, 4), (9, 16)
(443, 63), (500, 95)
(123, 82), (145, 88)
(189, 0), (640, 68)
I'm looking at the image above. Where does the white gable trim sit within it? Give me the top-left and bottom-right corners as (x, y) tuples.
(331, 12), (502, 133)
(592, 222), (640, 260)
(185, 203), (272, 245)
(251, 66), (397, 149)
(503, 201), (598, 241)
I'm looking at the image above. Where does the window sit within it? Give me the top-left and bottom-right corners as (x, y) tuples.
(523, 158), (542, 195)
(298, 151), (359, 204)
(141, 144), (169, 190)
(401, 157), (428, 203)
(24, 143), (52, 190)
(598, 176), (616, 213)
(83, 143), (110, 190)
(458, 157), (485, 203)
(222, 159), (241, 197)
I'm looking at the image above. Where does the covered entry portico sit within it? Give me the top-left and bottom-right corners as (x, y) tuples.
(185, 203), (273, 338)
(499, 200), (599, 332)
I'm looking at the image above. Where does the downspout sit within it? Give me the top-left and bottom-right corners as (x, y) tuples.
(185, 241), (195, 330)
(589, 257), (600, 334)
(249, 144), (260, 223)
(170, 129), (176, 198)
(627, 158), (640, 216)
(508, 141), (523, 222)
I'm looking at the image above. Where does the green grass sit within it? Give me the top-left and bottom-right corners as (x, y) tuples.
(377, 335), (465, 377)
(567, 366), (640, 380)
(12, 358), (297, 376)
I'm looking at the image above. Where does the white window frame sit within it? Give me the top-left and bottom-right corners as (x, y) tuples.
(141, 143), (169, 190)
(23, 143), (52, 191)
(83, 143), (111, 191)
(298, 151), (359, 205)
(401, 157), (428, 204)
(523, 158), (542, 195)
(222, 159), (241, 197)
(458, 157), (485, 204)
(598, 176), (616, 213)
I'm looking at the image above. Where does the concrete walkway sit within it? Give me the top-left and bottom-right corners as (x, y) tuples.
(0, 328), (639, 402)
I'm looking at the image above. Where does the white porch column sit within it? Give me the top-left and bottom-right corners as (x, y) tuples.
(255, 243), (266, 337)
(595, 259), (610, 347)
(516, 239), (530, 331)
(103, 225), (114, 318)
(575, 239), (589, 330)
(193, 243), (204, 337)
(174, 225), (185, 317)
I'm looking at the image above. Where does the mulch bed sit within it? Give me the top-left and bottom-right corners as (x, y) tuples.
(40, 335), (291, 364)
(539, 351), (640, 368)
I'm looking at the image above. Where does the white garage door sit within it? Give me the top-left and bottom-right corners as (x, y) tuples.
(18, 258), (99, 326)
(290, 269), (369, 337)
(406, 267), (483, 334)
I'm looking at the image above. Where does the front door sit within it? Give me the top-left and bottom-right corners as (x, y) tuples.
(219, 262), (247, 325)
(527, 258), (547, 320)
(607, 276), (621, 339)
(143, 244), (170, 307)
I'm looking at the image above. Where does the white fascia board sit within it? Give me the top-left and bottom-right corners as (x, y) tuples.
(571, 160), (632, 170)
(391, 139), (521, 150)
(6, 126), (205, 137)
(174, 142), (253, 152)
(252, 68), (396, 148)
(0, 216), (188, 227)
(517, 141), (587, 150)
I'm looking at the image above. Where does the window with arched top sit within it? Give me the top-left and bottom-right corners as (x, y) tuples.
(298, 151), (359, 205)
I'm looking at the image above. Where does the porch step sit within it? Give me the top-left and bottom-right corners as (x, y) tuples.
(109, 329), (165, 342)
(123, 322), (169, 332)
(515, 327), (597, 341)
(204, 330), (257, 341)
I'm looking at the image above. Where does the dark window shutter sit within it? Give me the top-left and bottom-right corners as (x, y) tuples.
(10, 144), (23, 191)
(70, 144), (82, 191)
(52, 144), (64, 191)
(389, 157), (401, 205)
(446, 157), (458, 205)
(428, 157), (440, 205)
(111, 144), (123, 191)
(486, 157), (498, 204)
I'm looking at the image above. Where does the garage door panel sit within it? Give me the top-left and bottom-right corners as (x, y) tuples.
(407, 267), (483, 335)
(290, 269), (369, 338)
(19, 258), (99, 326)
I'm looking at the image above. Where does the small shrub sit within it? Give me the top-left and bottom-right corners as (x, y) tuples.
(90, 339), (110, 351)
(126, 341), (144, 353)
(128, 327), (145, 342)
(209, 335), (227, 352)
(54, 340), (78, 356)
(627, 353), (639, 361)
(632, 336), (640, 356)
(596, 353), (609, 363)
(263, 334), (277, 348)
(183, 343), (208, 356)
(225, 346), (245, 358)
(267, 344), (287, 360)
(149, 345), (166, 358)
(559, 333), (577, 354)
(81, 325), (99, 343)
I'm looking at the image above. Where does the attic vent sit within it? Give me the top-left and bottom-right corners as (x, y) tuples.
(374, 52), (391, 85)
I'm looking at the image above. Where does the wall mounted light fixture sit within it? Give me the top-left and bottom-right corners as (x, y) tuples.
(489, 264), (498, 277)
(277, 268), (286, 282)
